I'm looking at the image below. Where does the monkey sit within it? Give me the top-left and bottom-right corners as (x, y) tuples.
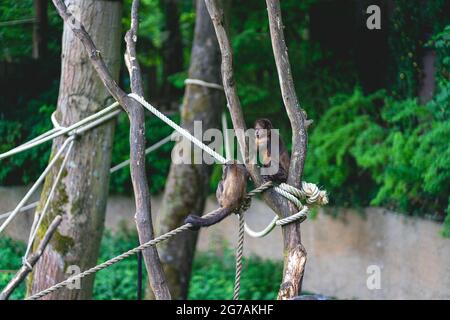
(184, 160), (249, 229)
(254, 118), (290, 183)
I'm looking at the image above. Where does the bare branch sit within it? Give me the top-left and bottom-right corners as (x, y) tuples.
(51, 0), (171, 299)
(124, 0), (171, 300)
(266, 0), (308, 188)
(204, 0), (291, 217)
(266, 0), (308, 299)
(205, 0), (309, 300)
(0, 215), (62, 300)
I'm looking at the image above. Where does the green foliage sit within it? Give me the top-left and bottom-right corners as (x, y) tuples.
(0, 83), (57, 185)
(305, 86), (449, 233)
(109, 113), (176, 195)
(93, 227), (144, 300)
(189, 248), (282, 300)
(0, 237), (26, 300)
(230, 0), (356, 132)
(388, 0), (449, 98)
(0, 1), (34, 60)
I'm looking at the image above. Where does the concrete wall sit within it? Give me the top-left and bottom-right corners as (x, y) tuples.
(1, 186), (449, 299)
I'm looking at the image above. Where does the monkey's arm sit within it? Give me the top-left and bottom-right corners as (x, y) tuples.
(262, 165), (288, 183)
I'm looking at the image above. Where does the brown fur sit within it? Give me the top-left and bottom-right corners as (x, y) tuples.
(254, 118), (290, 182)
(185, 161), (248, 229)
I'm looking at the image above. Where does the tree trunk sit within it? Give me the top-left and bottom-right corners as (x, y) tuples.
(33, 0), (48, 60)
(152, 0), (224, 300)
(27, 0), (122, 299)
(160, 0), (183, 101)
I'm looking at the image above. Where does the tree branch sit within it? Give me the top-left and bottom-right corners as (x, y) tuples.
(205, 0), (308, 300)
(0, 215), (62, 300)
(204, 0), (290, 217)
(266, 0), (308, 187)
(51, 0), (170, 300)
(124, 0), (171, 300)
(266, 0), (309, 300)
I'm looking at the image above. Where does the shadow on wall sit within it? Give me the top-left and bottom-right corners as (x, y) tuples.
(1, 186), (449, 299)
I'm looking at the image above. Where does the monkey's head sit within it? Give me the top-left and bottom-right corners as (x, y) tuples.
(254, 118), (272, 141)
(223, 160), (249, 179)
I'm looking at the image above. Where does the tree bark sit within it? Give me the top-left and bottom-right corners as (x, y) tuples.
(33, 0), (48, 59)
(27, 0), (122, 299)
(153, 0), (224, 300)
(160, 0), (184, 101)
(125, 0), (171, 300)
(265, 0), (308, 299)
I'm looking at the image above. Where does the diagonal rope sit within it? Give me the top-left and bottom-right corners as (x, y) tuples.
(0, 101), (121, 160)
(0, 132), (175, 221)
(128, 93), (228, 164)
(0, 137), (76, 234)
(24, 137), (75, 260)
(26, 206), (230, 300)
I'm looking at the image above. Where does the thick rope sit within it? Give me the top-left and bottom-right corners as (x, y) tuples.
(27, 182), (273, 300)
(233, 212), (245, 300)
(244, 182), (328, 238)
(0, 91), (328, 299)
(129, 93), (228, 164)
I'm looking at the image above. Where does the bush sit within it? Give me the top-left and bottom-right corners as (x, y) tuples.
(305, 86), (449, 234)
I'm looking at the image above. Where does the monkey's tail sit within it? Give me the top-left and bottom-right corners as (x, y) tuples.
(184, 207), (232, 229)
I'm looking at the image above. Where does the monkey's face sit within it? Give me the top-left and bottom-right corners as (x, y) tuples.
(254, 119), (272, 143)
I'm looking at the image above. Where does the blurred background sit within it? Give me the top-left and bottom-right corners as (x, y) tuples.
(0, 0), (449, 300)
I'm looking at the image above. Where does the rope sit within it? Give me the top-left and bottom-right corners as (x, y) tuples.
(0, 137), (76, 234)
(0, 133), (175, 221)
(244, 182), (328, 238)
(26, 205), (232, 300)
(24, 137), (75, 259)
(233, 212), (245, 300)
(0, 101), (121, 160)
(128, 93), (228, 164)
(27, 182), (274, 300)
(0, 91), (328, 299)
(184, 78), (224, 91)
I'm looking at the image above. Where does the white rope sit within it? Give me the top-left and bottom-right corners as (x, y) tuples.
(128, 93), (228, 164)
(0, 137), (76, 235)
(0, 101), (121, 160)
(244, 182), (327, 238)
(0, 132), (176, 221)
(184, 78), (224, 91)
(222, 113), (232, 160)
(24, 137), (75, 260)
(110, 132), (174, 173)
(0, 202), (39, 221)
